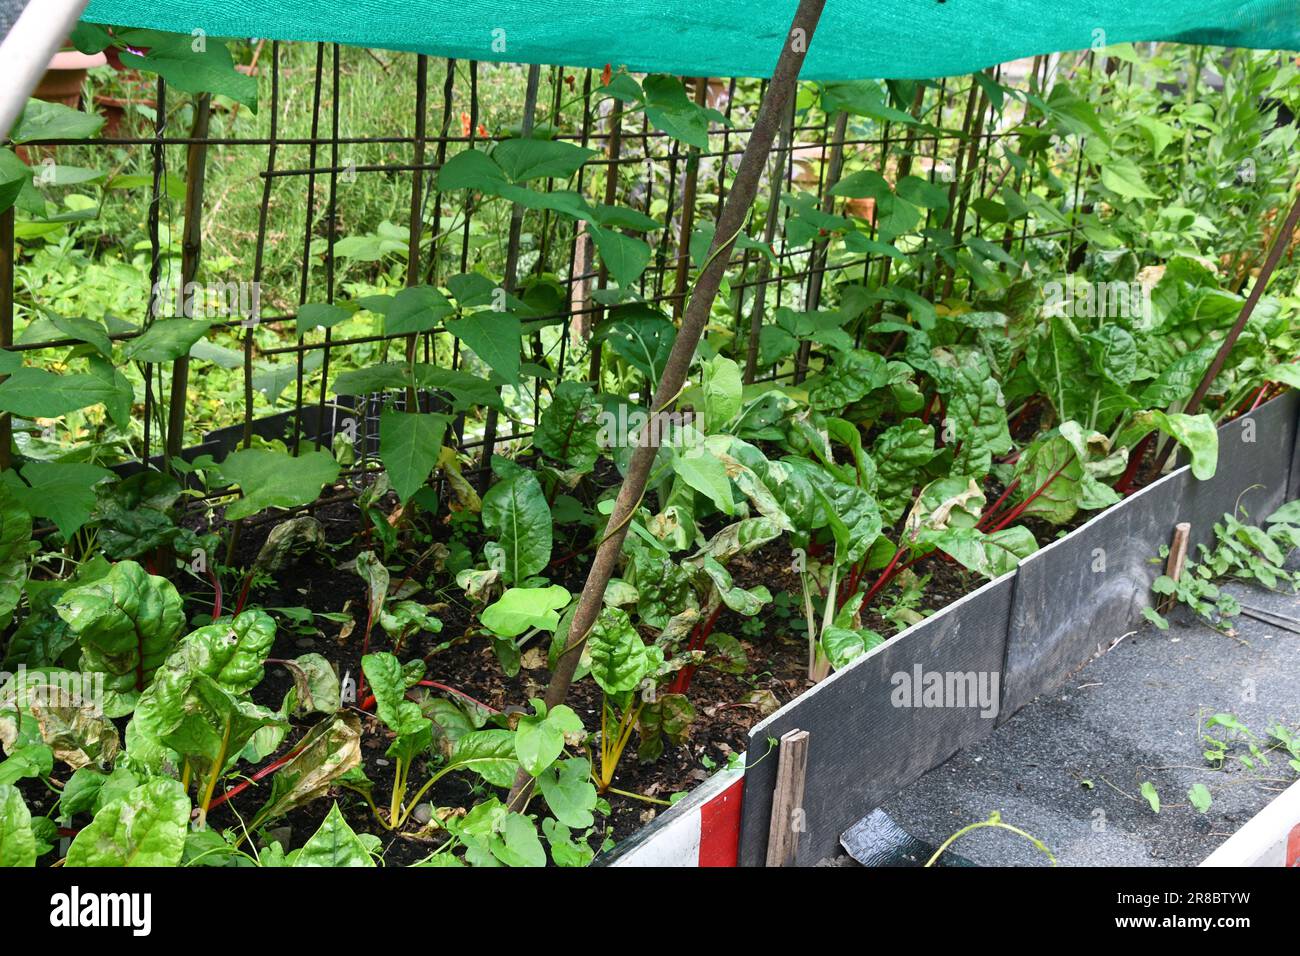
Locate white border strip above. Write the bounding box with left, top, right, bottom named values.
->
left=0, top=0, right=92, bottom=140
left=1201, top=778, right=1300, bottom=867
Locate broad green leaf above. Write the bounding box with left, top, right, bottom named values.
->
left=919, top=525, right=1037, bottom=579
left=490, top=812, right=546, bottom=867
left=437, top=149, right=509, bottom=192
left=9, top=100, right=104, bottom=144
left=492, top=138, right=594, bottom=182
left=1187, top=783, right=1212, bottom=813
left=536, top=757, right=597, bottom=829
left=379, top=411, right=452, bottom=504
left=445, top=311, right=522, bottom=384
left=1115, top=410, right=1218, bottom=481
left=514, top=700, right=584, bottom=777
left=641, top=74, right=724, bottom=149
left=218, top=449, right=341, bottom=521
left=674, top=445, right=735, bottom=516
left=0, top=785, right=35, bottom=867
left=481, top=586, right=571, bottom=638
left=821, top=81, right=919, bottom=125
left=1140, top=781, right=1161, bottom=813
left=448, top=729, right=519, bottom=788
left=291, top=803, right=375, bottom=867
left=65, top=778, right=190, bottom=867
left=384, top=285, right=453, bottom=336
left=481, top=469, right=552, bottom=585
left=595, top=311, right=676, bottom=383
left=590, top=225, right=652, bottom=288
left=121, top=319, right=215, bottom=362
left=0, top=367, right=129, bottom=419
left=121, top=35, right=258, bottom=111
left=1100, top=158, right=1158, bottom=200
left=699, top=355, right=742, bottom=432
left=297, top=302, right=353, bottom=334
left=820, top=626, right=884, bottom=670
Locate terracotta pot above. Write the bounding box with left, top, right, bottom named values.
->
left=34, top=50, right=107, bottom=108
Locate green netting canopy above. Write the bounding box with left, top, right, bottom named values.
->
left=82, top=0, right=1300, bottom=80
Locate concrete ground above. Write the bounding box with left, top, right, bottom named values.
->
left=843, top=568, right=1300, bottom=867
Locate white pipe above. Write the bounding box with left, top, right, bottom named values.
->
left=0, top=0, right=93, bottom=140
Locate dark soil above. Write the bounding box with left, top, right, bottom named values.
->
left=16, top=423, right=1173, bottom=866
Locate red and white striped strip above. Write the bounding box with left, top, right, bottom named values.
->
left=604, top=767, right=744, bottom=867
left=1202, top=778, right=1300, bottom=867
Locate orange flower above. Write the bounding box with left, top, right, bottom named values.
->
left=601, top=63, right=612, bottom=88
left=460, top=112, right=471, bottom=138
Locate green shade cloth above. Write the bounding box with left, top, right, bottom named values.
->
left=83, top=0, right=1299, bottom=79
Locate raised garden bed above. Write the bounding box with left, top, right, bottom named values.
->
left=607, top=390, right=1300, bottom=866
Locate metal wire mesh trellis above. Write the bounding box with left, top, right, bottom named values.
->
left=2, top=43, right=1109, bottom=509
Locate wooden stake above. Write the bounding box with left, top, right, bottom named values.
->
left=765, top=729, right=810, bottom=866
left=1159, top=522, right=1191, bottom=613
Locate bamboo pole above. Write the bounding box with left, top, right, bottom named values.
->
left=507, top=0, right=828, bottom=809
left=165, top=95, right=213, bottom=465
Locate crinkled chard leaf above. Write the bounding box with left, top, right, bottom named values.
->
left=587, top=608, right=654, bottom=696
left=65, top=777, right=190, bottom=867
left=168, top=610, right=277, bottom=694
left=933, top=346, right=1012, bottom=480
left=869, top=420, right=937, bottom=523
left=536, top=381, right=603, bottom=473
left=56, top=560, right=185, bottom=708
left=0, top=784, right=35, bottom=867
left=361, top=652, right=432, bottom=765
left=155, top=673, right=286, bottom=781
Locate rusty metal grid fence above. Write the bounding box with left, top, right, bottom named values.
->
left=0, top=45, right=1101, bottom=501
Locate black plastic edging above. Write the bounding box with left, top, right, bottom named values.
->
left=737, top=570, right=1015, bottom=866
left=1004, top=392, right=1297, bottom=718
left=999, top=464, right=1185, bottom=719
left=725, top=391, right=1298, bottom=866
